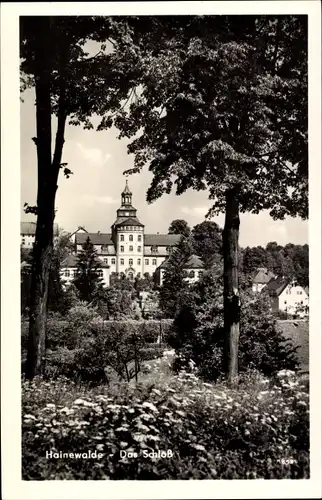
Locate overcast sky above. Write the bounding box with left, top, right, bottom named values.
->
left=20, top=87, right=308, bottom=248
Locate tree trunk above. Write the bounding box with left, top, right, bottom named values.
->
left=222, top=188, right=240, bottom=384
left=25, top=18, right=67, bottom=379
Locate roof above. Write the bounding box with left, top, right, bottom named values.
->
left=144, top=234, right=182, bottom=247
left=21, top=221, right=59, bottom=236
left=76, top=233, right=113, bottom=245
left=114, top=217, right=144, bottom=227
left=253, top=268, right=276, bottom=284
left=62, top=254, right=110, bottom=268
left=159, top=254, right=204, bottom=270
left=186, top=254, right=204, bottom=269
left=265, top=277, right=289, bottom=296
left=69, top=226, right=88, bottom=238
left=122, top=179, right=132, bottom=195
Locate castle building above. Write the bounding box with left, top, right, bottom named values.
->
left=62, top=181, right=183, bottom=286
left=21, top=221, right=59, bottom=249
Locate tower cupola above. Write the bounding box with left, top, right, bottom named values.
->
left=121, top=179, right=132, bottom=206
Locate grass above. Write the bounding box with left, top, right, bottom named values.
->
left=277, top=320, right=309, bottom=373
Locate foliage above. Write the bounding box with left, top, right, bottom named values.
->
left=168, top=219, right=191, bottom=237
left=169, top=273, right=299, bottom=380
left=107, top=15, right=307, bottom=380
left=159, top=237, right=195, bottom=318
left=22, top=369, right=309, bottom=479
left=241, top=242, right=309, bottom=287
left=73, top=237, right=104, bottom=302
left=191, top=221, right=222, bottom=269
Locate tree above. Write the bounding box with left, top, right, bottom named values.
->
left=242, top=246, right=268, bottom=277
left=159, top=237, right=194, bottom=318
left=73, top=237, right=104, bottom=303
left=168, top=219, right=191, bottom=237
left=109, top=16, right=307, bottom=382
left=191, top=220, right=222, bottom=269
left=20, top=16, right=137, bottom=377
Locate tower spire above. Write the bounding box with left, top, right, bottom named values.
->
left=121, top=178, right=132, bottom=206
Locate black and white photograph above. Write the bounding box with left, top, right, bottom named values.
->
left=1, top=1, right=321, bottom=498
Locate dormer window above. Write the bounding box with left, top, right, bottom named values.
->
left=151, top=245, right=158, bottom=253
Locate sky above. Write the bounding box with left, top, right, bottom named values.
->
left=20, top=87, right=308, bottom=248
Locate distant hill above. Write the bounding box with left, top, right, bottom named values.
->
left=277, top=320, right=309, bottom=373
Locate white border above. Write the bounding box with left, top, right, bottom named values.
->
left=1, top=2, right=321, bottom=499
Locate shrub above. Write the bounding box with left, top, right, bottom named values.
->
left=169, top=274, right=299, bottom=381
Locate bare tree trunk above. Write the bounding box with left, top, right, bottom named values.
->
left=25, top=18, right=67, bottom=379
left=222, top=188, right=240, bottom=384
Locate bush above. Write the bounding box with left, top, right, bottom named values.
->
left=169, top=275, right=299, bottom=381
left=22, top=370, right=309, bottom=479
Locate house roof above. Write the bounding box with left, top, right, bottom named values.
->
left=75, top=232, right=182, bottom=247
left=159, top=254, right=204, bottom=270
left=114, top=217, right=144, bottom=227
left=253, top=267, right=276, bottom=284
left=62, top=254, right=110, bottom=268
left=144, top=234, right=181, bottom=247
left=186, top=254, right=204, bottom=269
left=69, top=226, right=88, bottom=238
left=76, top=233, right=114, bottom=246
left=21, top=221, right=59, bottom=236
left=265, top=277, right=289, bottom=296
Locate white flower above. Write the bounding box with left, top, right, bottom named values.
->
left=191, top=444, right=206, bottom=452
left=142, top=402, right=158, bottom=413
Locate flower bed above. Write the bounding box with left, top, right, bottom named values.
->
left=22, top=369, right=309, bottom=479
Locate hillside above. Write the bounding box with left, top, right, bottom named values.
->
left=277, top=320, right=309, bottom=373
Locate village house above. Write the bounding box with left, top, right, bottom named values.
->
left=265, top=278, right=309, bottom=317
left=252, top=267, right=276, bottom=292
left=157, top=254, right=204, bottom=286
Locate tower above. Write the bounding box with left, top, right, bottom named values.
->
left=111, top=179, right=144, bottom=278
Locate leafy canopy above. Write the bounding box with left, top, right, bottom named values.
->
left=109, top=16, right=307, bottom=220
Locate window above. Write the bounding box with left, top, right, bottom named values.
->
left=104, top=258, right=108, bottom=264
left=152, top=258, right=157, bottom=265
left=145, top=259, right=149, bottom=265
left=284, top=300, right=287, bottom=304
left=97, top=269, right=103, bottom=277
left=151, top=245, right=158, bottom=253
left=120, top=235, right=124, bottom=241
left=22, top=238, right=25, bottom=245
left=137, top=258, right=141, bottom=265
left=189, top=270, right=195, bottom=278
left=129, top=234, right=133, bottom=242
left=120, top=259, right=124, bottom=265
left=64, top=270, right=70, bottom=277
left=129, top=245, right=133, bottom=251
left=129, top=259, right=133, bottom=265
left=73, top=270, right=77, bottom=278
left=138, top=235, right=142, bottom=242
left=111, top=258, right=116, bottom=265
left=120, top=246, right=124, bottom=252
left=138, top=246, right=141, bottom=252
left=297, top=290, right=302, bottom=295
left=198, top=271, right=203, bottom=278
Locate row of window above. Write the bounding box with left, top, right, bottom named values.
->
left=286, top=289, right=303, bottom=295
left=118, top=258, right=157, bottom=266
left=120, top=234, right=142, bottom=242
left=120, top=245, right=141, bottom=252
left=64, top=269, right=104, bottom=278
